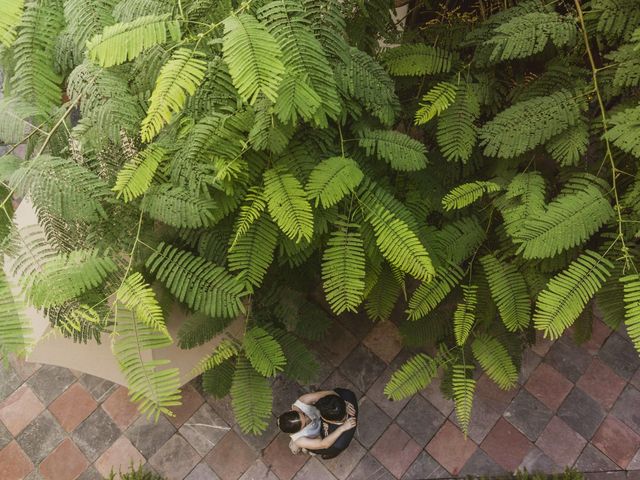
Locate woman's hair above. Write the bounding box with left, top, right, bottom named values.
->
left=277, top=411, right=302, bottom=433
left=316, top=395, right=346, bottom=421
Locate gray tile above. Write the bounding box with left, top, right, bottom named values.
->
left=16, top=410, right=65, bottom=464
left=0, top=364, right=23, bottom=402
left=346, top=453, right=394, bottom=480
left=575, top=444, right=619, bottom=471
left=518, top=447, right=562, bottom=474
left=611, top=385, right=640, bottom=435
left=450, top=395, right=501, bottom=444
left=557, top=388, right=605, bottom=440
left=338, top=312, right=374, bottom=340
left=354, top=396, right=391, bottom=449
left=239, top=459, right=279, bottom=480
left=459, top=449, right=508, bottom=477
left=339, top=345, right=386, bottom=393
left=76, top=466, right=103, bottom=480
left=24, top=470, right=44, bottom=480
left=396, top=396, right=444, bottom=446
left=504, top=390, right=553, bottom=441
left=401, top=452, right=448, bottom=480
left=186, top=463, right=220, bottom=480
left=180, top=403, right=230, bottom=456
left=26, top=365, right=76, bottom=405
left=72, top=408, right=121, bottom=461
left=546, top=337, right=591, bottom=382
left=205, top=393, right=237, bottom=427
left=599, top=333, right=640, bottom=380
left=79, top=374, right=117, bottom=403
left=0, top=420, right=12, bottom=449
left=233, top=416, right=279, bottom=452
left=585, top=473, right=626, bottom=480
left=293, top=457, right=336, bottom=480
left=321, top=439, right=366, bottom=480
left=271, top=375, right=305, bottom=418
left=125, top=413, right=176, bottom=459
left=149, top=434, right=201, bottom=480
left=365, top=366, right=410, bottom=420
left=519, top=349, right=542, bottom=384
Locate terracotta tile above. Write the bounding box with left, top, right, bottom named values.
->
left=362, top=322, right=402, bottom=364
left=0, top=441, right=33, bottom=480
left=365, top=366, right=410, bottom=419
left=102, top=387, right=139, bottom=431
left=0, top=385, right=44, bottom=436
left=426, top=421, right=477, bottom=476
left=49, top=383, right=97, bottom=432
left=94, top=437, right=145, bottom=479
left=205, top=431, right=258, bottom=480
left=475, top=375, right=517, bottom=411
left=262, top=433, right=308, bottom=480
left=525, top=363, right=573, bottom=411
left=481, top=418, right=533, bottom=471
left=536, top=417, right=586, bottom=467
left=370, top=424, right=421, bottom=478
left=239, top=459, right=278, bottom=480
left=168, top=384, right=204, bottom=428
left=322, top=439, right=366, bottom=480
left=518, top=349, right=542, bottom=384
left=592, top=416, right=640, bottom=469
left=8, top=356, right=41, bottom=381
left=583, top=317, right=612, bottom=355
left=577, top=358, right=626, bottom=410
left=39, top=438, right=88, bottom=480
left=347, top=453, right=394, bottom=480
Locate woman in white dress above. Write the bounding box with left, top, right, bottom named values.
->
left=277, top=390, right=356, bottom=454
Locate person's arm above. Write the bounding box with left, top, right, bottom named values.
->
left=293, top=418, right=356, bottom=450
left=297, top=390, right=336, bottom=405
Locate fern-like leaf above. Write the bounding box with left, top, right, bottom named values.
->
left=141, top=48, right=208, bottom=142
left=231, top=356, right=273, bottom=434
left=454, top=285, right=477, bottom=346
left=452, top=364, right=476, bottom=434
left=407, top=264, right=464, bottom=320
left=87, top=14, right=180, bottom=67
left=263, top=167, right=314, bottom=242
left=203, top=359, right=235, bottom=398
left=268, top=326, right=318, bottom=384
left=0, top=270, right=31, bottom=357
left=365, top=262, right=402, bottom=322
left=480, top=90, right=584, bottom=158
left=480, top=254, right=531, bottom=331
left=113, top=145, right=167, bottom=202
left=306, top=156, right=363, bottom=208
left=140, top=184, right=216, bottom=229
left=621, top=274, right=640, bottom=354
left=382, top=44, right=453, bottom=76
left=534, top=250, right=613, bottom=339
left=322, top=220, right=365, bottom=314
left=0, top=0, right=24, bottom=47
left=415, top=81, right=457, bottom=125
left=112, top=305, right=181, bottom=420
left=222, top=14, right=285, bottom=103
left=195, top=338, right=240, bottom=373
left=471, top=334, right=518, bottom=390
left=442, top=181, right=502, bottom=211
left=116, top=272, right=168, bottom=337
left=146, top=243, right=247, bottom=318
left=243, top=326, right=286, bottom=377
left=358, top=129, right=428, bottom=171
left=384, top=353, right=438, bottom=401
left=437, top=83, right=480, bottom=163
left=545, top=120, right=589, bottom=167
left=606, top=105, right=640, bottom=158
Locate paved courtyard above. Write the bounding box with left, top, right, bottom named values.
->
left=1, top=311, right=640, bottom=480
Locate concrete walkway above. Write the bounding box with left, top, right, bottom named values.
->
left=0, top=312, right=639, bottom=480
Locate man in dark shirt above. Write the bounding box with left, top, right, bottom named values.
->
left=308, top=388, right=358, bottom=459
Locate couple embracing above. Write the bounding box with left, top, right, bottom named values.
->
left=277, top=387, right=358, bottom=459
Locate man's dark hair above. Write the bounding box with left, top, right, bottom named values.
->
left=277, top=411, right=302, bottom=433
left=316, top=394, right=346, bottom=421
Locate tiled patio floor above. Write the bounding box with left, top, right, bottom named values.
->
left=1, top=312, right=640, bottom=480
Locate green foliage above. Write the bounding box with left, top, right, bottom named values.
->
left=146, top=243, right=247, bottom=318
left=606, top=106, right=640, bottom=157
left=471, top=334, right=518, bottom=389
left=480, top=254, right=530, bottom=331
left=480, top=90, right=584, bottom=158
left=407, top=264, right=464, bottom=320
left=116, top=273, right=168, bottom=336
left=203, top=359, right=235, bottom=398
left=141, top=48, right=208, bottom=142
left=242, top=326, right=286, bottom=377
left=322, top=220, right=365, bottom=314
left=87, top=14, right=180, bottom=67
left=382, top=44, right=453, bottom=76
left=357, top=129, right=428, bottom=171
left=415, top=81, right=456, bottom=125
left=306, top=156, right=363, bottom=209
left=454, top=285, right=477, bottom=346
left=113, top=145, right=167, bottom=202
left=384, top=353, right=438, bottom=400
left=442, top=180, right=502, bottom=211
left=231, top=356, right=272, bottom=434
left=0, top=271, right=31, bottom=358
left=452, top=364, right=475, bottom=433
left=546, top=121, right=589, bottom=167
left=534, top=251, right=613, bottom=339
left=436, top=83, right=480, bottom=163
left=223, top=14, right=285, bottom=104
left=485, top=12, right=577, bottom=62
left=0, top=0, right=24, bottom=47
left=621, top=274, right=640, bottom=354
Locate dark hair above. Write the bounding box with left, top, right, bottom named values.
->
left=277, top=411, right=302, bottom=433
left=316, top=395, right=346, bottom=421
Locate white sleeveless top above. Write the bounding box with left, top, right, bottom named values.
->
left=289, top=400, right=322, bottom=441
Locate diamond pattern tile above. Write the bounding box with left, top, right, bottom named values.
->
left=592, top=416, right=640, bottom=469
left=48, top=383, right=97, bottom=433
left=536, top=416, right=586, bottom=467
left=262, top=433, right=308, bottom=480
left=94, top=436, right=144, bottom=478
left=101, top=386, right=139, bottom=431
left=16, top=410, right=66, bottom=464
left=426, top=421, right=477, bottom=475
left=481, top=418, right=533, bottom=471
left=525, top=363, right=573, bottom=411
left=205, top=431, right=258, bottom=480
left=577, top=358, right=627, bottom=410
left=370, top=423, right=421, bottom=478
left=39, top=438, right=88, bottom=480
left=0, top=441, right=33, bottom=480
left=557, top=387, right=606, bottom=440
left=503, top=389, right=553, bottom=441
left=362, top=322, right=402, bottom=364
left=339, top=345, right=387, bottom=394
left=149, top=434, right=201, bottom=479
left=0, top=385, right=45, bottom=436
left=180, top=403, right=230, bottom=456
